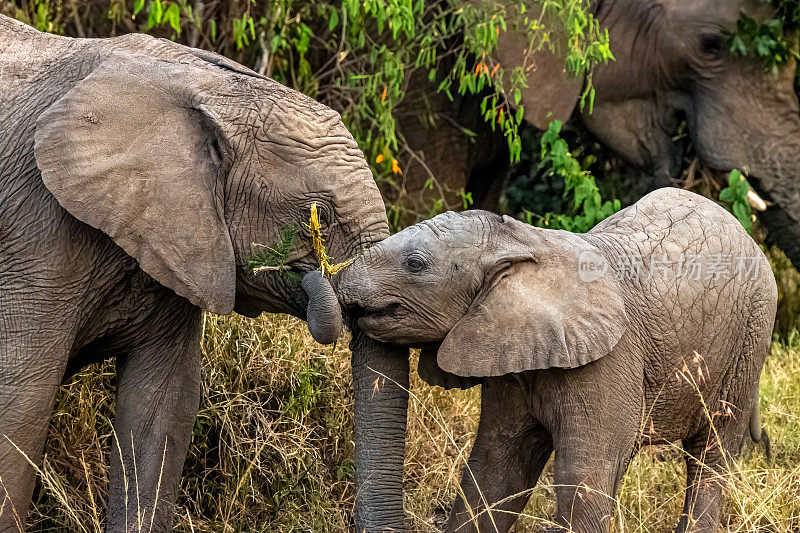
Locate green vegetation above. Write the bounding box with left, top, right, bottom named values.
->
left=247, top=226, right=301, bottom=281
left=719, top=169, right=755, bottom=234
left=523, top=119, right=621, bottom=232
left=726, top=0, right=800, bottom=73
left=3, top=0, right=611, bottom=226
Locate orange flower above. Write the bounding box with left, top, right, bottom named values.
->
left=497, top=108, right=504, bottom=123
left=491, top=64, right=500, bottom=77
left=375, top=154, right=385, bottom=164
left=391, top=158, right=402, bottom=174
left=475, top=62, right=482, bottom=76
left=381, top=86, right=387, bottom=102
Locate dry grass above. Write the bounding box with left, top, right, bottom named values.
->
left=22, top=314, right=800, bottom=532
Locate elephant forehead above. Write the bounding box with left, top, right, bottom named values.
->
left=200, top=79, right=360, bottom=163
left=658, top=0, right=762, bottom=22
left=416, top=211, right=496, bottom=242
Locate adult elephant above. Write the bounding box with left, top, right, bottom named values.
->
left=0, top=15, right=407, bottom=532
left=400, top=0, right=800, bottom=265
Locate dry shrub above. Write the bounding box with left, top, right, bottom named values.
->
left=24, top=314, right=800, bottom=532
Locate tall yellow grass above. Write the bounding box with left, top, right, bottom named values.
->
left=20, top=314, right=800, bottom=532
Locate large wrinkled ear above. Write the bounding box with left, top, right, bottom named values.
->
left=34, top=55, right=235, bottom=314
left=476, top=0, right=590, bottom=129
left=437, top=219, right=628, bottom=377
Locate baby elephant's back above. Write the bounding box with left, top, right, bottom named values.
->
left=588, top=188, right=776, bottom=426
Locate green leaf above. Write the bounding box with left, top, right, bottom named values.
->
left=148, top=0, right=163, bottom=29
left=164, top=3, right=180, bottom=35
left=732, top=201, right=753, bottom=233
left=328, top=9, right=339, bottom=31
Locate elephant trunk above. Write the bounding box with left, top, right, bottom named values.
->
left=747, top=141, right=800, bottom=269
left=301, top=270, right=342, bottom=345
left=350, top=322, right=410, bottom=531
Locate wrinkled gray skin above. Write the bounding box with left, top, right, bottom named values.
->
left=402, top=0, right=800, bottom=265
left=0, top=16, right=409, bottom=532
left=340, top=188, right=777, bottom=533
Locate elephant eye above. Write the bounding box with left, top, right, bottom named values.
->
left=405, top=255, right=426, bottom=273
left=308, top=201, right=333, bottom=227
left=699, top=33, right=723, bottom=58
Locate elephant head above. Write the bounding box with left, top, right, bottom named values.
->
left=31, top=39, right=408, bottom=531
left=487, top=0, right=800, bottom=266
left=338, top=210, right=628, bottom=387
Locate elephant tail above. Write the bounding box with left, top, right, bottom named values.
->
left=749, top=403, right=771, bottom=461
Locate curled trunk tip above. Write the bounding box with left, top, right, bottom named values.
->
left=302, top=270, right=342, bottom=344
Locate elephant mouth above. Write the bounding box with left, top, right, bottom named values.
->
left=344, top=300, right=405, bottom=341
left=234, top=262, right=311, bottom=318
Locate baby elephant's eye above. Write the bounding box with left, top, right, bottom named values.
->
left=405, top=256, right=426, bottom=273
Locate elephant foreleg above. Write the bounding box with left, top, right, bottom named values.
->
left=542, top=363, right=640, bottom=533
left=107, top=304, right=202, bottom=533
left=446, top=378, right=551, bottom=533
left=0, top=302, right=70, bottom=532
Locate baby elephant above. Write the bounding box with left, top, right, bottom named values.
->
left=339, top=188, right=776, bottom=533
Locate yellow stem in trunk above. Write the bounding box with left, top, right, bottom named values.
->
left=307, top=202, right=354, bottom=278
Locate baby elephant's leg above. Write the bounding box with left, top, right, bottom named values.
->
left=446, top=378, right=552, bottom=533
left=542, top=366, right=641, bottom=533
left=547, top=432, right=635, bottom=533
left=676, top=433, right=726, bottom=533
left=676, top=405, right=753, bottom=532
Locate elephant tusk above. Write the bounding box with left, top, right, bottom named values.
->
left=747, top=189, right=767, bottom=212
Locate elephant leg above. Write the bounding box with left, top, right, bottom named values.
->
left=541, top=365, right=640, bottom=533
left=106, top=304, right=202, bottom=533
left=0, top=304, right=70, bottom=531
left=0, top=379, right=63, bottom=531
left=676, top=419, right=747, bottom=533
left=547, top=430, right=635, bottom=533
left=446, top=378, right=551, bottom=533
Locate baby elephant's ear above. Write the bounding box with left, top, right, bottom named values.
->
left=437, top=227, right=628, bottom=377
left=417, top=345, right=482, bottom=390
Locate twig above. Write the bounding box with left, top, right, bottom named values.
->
left=71, top=4, right=85, bottom=38
left=252, top=265, right=291, bottom=273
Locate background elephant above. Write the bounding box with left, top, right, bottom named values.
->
left=0, top=15, right=408, bottom=531
left=399, top=0, right=800, bottom=264
left=339, top=188, right=777, bottom=532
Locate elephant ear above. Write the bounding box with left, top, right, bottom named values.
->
left=481, top=0, right=591, bottom=129
left=34, top=55, right=236, bottom=314
left=417, top=344, right=482, bottom=390
left=437, top=220, right=628, bottom=377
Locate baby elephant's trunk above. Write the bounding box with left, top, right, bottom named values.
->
left=302, top=270, right=343, bottom=344
left=749, top=404, right=771, bottom=460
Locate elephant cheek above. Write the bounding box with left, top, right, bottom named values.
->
left=302, top=270, right=343, bottom=344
